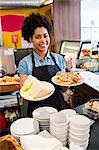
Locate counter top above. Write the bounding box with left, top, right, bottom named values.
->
left=80, top=71, right=99, bottom=92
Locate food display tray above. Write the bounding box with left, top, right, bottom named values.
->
left=83, top=107, right=99, bottom=120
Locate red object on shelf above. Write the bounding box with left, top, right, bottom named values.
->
left=12, top=35, right=18, bottom=44
left=0, top=112, right=6, bottom=129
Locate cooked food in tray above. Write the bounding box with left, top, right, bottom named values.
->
left=0, top=74, right=20, bottom=85
left=20, top=75, right=55, bottom=101
left=0, top=134, right=22, bottom=150
left=51, top=71, right=84, bottom=86
left=84, top=100, right=99, bottom=119
left=85, top=100, right=99, bottom=113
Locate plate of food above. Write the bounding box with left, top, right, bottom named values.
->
left=0, top=75, right=20, bottom=85
left=51, top=71, right=84, bottom=87
left=20, top=75, right=55, bottom=101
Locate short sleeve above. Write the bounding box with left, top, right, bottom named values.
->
left=18, top=59, right=28, bottom=75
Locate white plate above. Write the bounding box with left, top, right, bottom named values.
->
left=51, top=76, right=84, bottom=87
left=20, top=81, right=55, bottom=101
left=10, top=118, right=39, bottom=135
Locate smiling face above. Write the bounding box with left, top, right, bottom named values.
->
left=30, top=27, right=50, bottom=55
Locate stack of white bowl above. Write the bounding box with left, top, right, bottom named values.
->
left=50, top=112, right=69, bottom=146
left=32, top=106, right=58, bottom=132
left=69, top=115, right=91, bottom=150
left=60, top=109, right=76, bottom=121
left=10, top=117, right=39, bottom=141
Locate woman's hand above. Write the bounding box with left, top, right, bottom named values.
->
left=19, top=74, right=28, bottom=88
left=65, top=55, right=76, bottom=71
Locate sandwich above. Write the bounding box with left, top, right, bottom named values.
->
left=55, top=71, right=82, bottom=85
left=20, top=75, right=53, bottom=100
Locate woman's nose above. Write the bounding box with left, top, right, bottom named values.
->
left=40, top=37, right=46, bottom=43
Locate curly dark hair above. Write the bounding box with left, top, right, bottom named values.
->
left=22, top=13, right=52, bottom=42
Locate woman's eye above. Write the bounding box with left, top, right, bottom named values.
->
left=35, top=36, right=41, bottom=39
left=44, top=35, right=48, bottom=38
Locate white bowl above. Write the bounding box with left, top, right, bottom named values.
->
left=68, top=135, right=89, bottom=145
left=68, top=140, right=89, bottom=150
left=69, top=132, right=90, bottom=141
left=33, top=106, right=58, bottom=120
left=69, top=130, right=90, bottom=139
left=50, top=123, right=68, bottom=131
left=50, top=128, right=68, bottom=134
left=50, top=130, right=68, bottom=139
left=70, top=115, right=90, bottom=128
left=50, top=112, right=69, bottom=127
left=69, top=125, right=90, bottom=135
left=60, top=109, right=76, bottom=119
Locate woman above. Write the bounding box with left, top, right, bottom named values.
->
left=18, top=13, right=68, bottom=116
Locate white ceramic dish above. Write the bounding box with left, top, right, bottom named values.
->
left=68, top=136, right=89, bottom=145
left=69, top=132, right=89, bottom=141
left=69, top=126, right=90, bottom=135
left=50, top=124, right=68, bottom=134
left=20, top=81, right=55, bottom=101
left=33, top=106, right=58, bottom=120
left=68, top=139, right=89, bottom=148
left=70, top=115, right=90, bottom=128
left=50, top=129, right=68, bottom=138
left=50, top=112, right=69, bottom=127
left=60, top=109, right=76, bottom=119
left=51, top=76, right=84, bottom=87
left=10, top=118, right=39, bottom=135
left=69, top=130, right=90, bottom=138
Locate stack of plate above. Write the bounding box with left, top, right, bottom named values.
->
left=50, top=112, right=69, bottom=146
left=69, top=115, right=91, bottom=149
left=10, top=117, right=39, bottom=141
left=32, top=106, right=58, bottom=132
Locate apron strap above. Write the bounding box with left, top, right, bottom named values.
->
left=50, top=52, right=61, bottom=71
left=31, top=51, right=35, bottom=75
left=31, top=51, right=61, bottom=74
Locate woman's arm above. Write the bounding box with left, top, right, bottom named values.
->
left=19, top=74, right=28, bottom=88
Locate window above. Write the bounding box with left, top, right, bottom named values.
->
left=81, top=0, right=99, bottom=42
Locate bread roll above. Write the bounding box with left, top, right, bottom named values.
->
left=2, top=76, right=13, bottom=82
